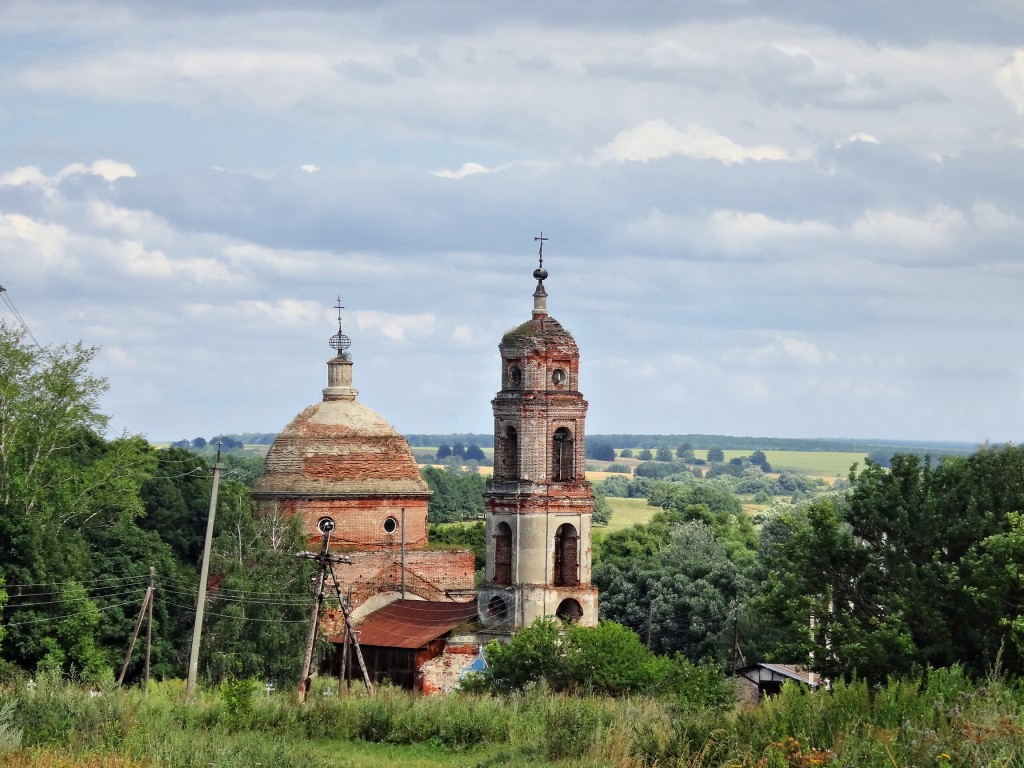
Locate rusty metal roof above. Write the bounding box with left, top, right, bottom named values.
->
left=333, top=600, right=479, bottom=649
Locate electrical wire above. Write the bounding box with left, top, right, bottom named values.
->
left=0, top=284, right=43, bottom=351
left=161, top=599, right=309, bottom=624
left=0, top=573, right=150, bottom=591
left=3, top=599, right=142, bottom=627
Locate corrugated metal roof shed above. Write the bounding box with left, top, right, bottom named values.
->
left=333, top=600, right=478, bottom=649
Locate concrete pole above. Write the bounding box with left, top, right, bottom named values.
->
left=186, top=448, right=223, bottom=695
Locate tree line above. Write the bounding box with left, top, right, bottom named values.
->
left=3, top=320, right=1021, bottom=692
left=592, top=446, right=1024, bottom=681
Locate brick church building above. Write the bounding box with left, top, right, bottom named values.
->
left=252, top=248, right=597, bottom=691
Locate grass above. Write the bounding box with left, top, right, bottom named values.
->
left=691, top=449, right=867, bottom=476
left=6, top=668, right=1024, bottom=768
left=603, top=497, right=657, bottom=532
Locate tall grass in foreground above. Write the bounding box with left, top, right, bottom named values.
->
left=1, top=667, right=1023, bottom=766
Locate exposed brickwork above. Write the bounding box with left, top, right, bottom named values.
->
left=418, top=645, right=480, bottom=694
left=479, top=290, right=598, bottom=629
left=257, top=496, right=430, bottom=550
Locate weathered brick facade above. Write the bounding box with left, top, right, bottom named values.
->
left=251, top=343, right=475, bottom=620
left=476, top=264, right=599, bottom=629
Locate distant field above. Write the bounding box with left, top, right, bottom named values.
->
left=690, top=449, right=867, bottom=477
left=603, top=497, right=657, bottom=532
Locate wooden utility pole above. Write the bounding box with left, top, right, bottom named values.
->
left=118, top=569, right=155, bottom=685
left=186, top=446, right=224, bottom=695
left=295, top=522, right=374, bottom=701
left=326, top=562, right=373, bottom=696
left=298, top=523, right=333, bottom=702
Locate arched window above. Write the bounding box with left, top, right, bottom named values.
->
left=556, top=598, right=583, bottom=624
left=551, top=427, right=574, bottom=481
left=553, top=523, right=579, bottom=587
left=494, top=522, right=512, bottom=585
left=499, top=426, right=518, bottom=480
left=487, top=596, right=509, bottom=620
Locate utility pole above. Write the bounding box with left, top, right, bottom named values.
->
left=118, top=569, right=156, bottom=686
left=186, top=445, right=224, bottom=695
left=298, top=522, right=333, bottom=702
left=295, top=521, right=373, bottom=701
left=326, top=562, right=374, bottom=696
left=144, top=567, right=155, bottom=689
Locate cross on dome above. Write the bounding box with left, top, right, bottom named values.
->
left=532, top=233, right=549, bottom=317
left=329, top=294, right=352, bottom=358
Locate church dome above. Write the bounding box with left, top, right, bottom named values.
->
left=501, top=315, right=578, bottom=353
left=253, top=396, right=428, bottom=497
left=253, top=300, right=428, bottom=500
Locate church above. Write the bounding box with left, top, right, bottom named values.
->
left=252, top=246, right=598, bottom=692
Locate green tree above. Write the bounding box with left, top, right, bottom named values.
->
left=429, top=522, right=485, bottom=569
left=587, top=441, right=616, bottom=461
left=203, top=482, right=313, bottom=684
left=422, top=466, right=484, bottom=522
left=655, top=447, right=673, bottom=462
left=0, top=324, right=157, bottom=676
left=592, top=488, right=613, bottom=525
left=706, top=447, right=725, bottom=462
left=619, top=448, right=633, bottom=458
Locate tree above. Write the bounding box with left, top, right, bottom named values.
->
left=620, top=449, right=633, bottom=458
left=592, top=488, right=613, bottom=525
left=706, top=447, right=724, bottom=462
left=429, top=522, right=485, bottom=569
left=203, top=482, right=313, bottom=684
left=655, top=447, right=674, bottom=462
left=421, top=466, right=484, bottom=522
left=464, top=444, right=486, bottom=462
left=192, top=437, right=207, bottom=449
left=0, top=323, right=158, bottom=678
left=638, top=448, right=653, bottom=461
left=587, top=441, right=616, bottom=461
left=435, top=445, right=452, bottom=461
left=594, top=517, right=750, bottom=663
left=750, top=450, right=772, bottom=472
left=676, top=443, right=693, bottom=459
left=755, top=446, right=1024, bottom=681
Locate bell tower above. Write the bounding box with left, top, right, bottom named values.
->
left=477, top=237, right=598, bottom=630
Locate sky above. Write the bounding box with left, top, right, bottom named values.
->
left=2, top=1, right=1024, bottom=445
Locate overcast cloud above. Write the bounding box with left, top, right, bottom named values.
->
left=2, top=0, right=1024, bottom=444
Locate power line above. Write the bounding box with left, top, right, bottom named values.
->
left=0, top=574, right=150, bottom=591
left=0, top=284, right=43, bottom=351
left=4, top=599, right=141, bottom=627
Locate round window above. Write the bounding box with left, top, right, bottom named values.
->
left=552, top=368, right=567, bottom=385
left=383, top=516, right=398, bottom=534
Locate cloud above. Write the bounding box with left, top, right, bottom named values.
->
left=593, top=120, right=793, bottom=165
left=0, top=160, right=136, bottom=192
left=433, top=162, right=491, bottom=179
left=995, top=50, right=1024, bottom=113
left=723, top=336, right=837, bottom=368
left=850, top=206, right=965, bottom=251
left=353, top=311, right=436, bottom=340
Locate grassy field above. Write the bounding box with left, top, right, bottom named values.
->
left=691, top=449, right=867, bottom=476
left=603, top=497, right=656, bottom=531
